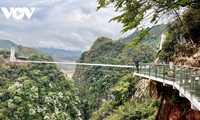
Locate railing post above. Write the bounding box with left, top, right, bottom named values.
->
left=184, top=68, right=187, bottom=94
left=180, top=67, right=183, bottom=90
left=190, top=69, right=196, bottom=100
left=163, top=65, right=165, bottom=85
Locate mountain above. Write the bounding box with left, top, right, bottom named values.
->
left=121, top=24, right=167, bottom=50
left=0, top=46, right=81, bottom=119
left=0, top=39, right=18, bottom=49
left=0, top=39, right=78, bottom=71
left=36, top=47, right=82, bottom=61
left=0, top=39, right=42, bottom=57
left=73, top=37, right=156, bottom=119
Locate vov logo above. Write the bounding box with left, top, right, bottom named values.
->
left=1, top=7, right=36, bottom=20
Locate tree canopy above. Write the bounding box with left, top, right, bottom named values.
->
left=73, top=37, right=156, bottom=119
left=97, top=0, right=200, bottom=46
left=0, top=50, right=81, bottom=120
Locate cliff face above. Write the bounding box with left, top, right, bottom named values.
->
left=174, top=43, right=200, bottom=67
left=150, top=81, right=200, bottom=120
left=155, top=20, right=200, bottom=118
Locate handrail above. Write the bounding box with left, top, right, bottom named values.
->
left=134, top=63, right=200, bottom=111
left=139, top=63, right=200, bottom=70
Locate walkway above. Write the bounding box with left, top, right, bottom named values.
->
left=133, top=63, right=200, bottom=111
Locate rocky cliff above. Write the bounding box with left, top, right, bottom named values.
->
left=150, top=80, right=200, bottom=120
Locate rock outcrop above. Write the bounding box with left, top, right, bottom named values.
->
left=149, top=80, right=200, bottom=120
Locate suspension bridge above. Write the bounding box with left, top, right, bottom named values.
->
left=10, top=47, right=200, bottom=111
left=9, top=48, right=134, bottom=68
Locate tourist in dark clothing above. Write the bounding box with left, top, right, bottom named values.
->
left=133, top=58, right=139, bottom=73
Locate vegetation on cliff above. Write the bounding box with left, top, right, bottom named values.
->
left=0, top=1, right=199, bottom=120
left=90, top=75, right=157, bottom=120
left=73, top=37, right=156, bottom=119
left=0, top=49, right=81, bottom=119
left=158, top=7, right=200, bottom=63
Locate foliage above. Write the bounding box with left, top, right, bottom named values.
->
left=73, top=37, right=156, bottom=119
left=182, top=8, right=200, bottom=43
left=17, top=45, right=43, bottom=57
left=74, top=37, right=129, bottom=119
left=122, top=24, right=167, bottom=50
left=123, top=44, right=156, bottom=63
left=157, top=6, right=200, bottom=61
left=0, top=49, right=11, bottom=58
left=158, top=31, right=176, bottom=61
left=109, top=74, right=139, bottom=107
left=97, top=0, right=198, bottom=46
left=90, top=101, right=113, bottom=120
left=105, top=100, right=156, bottom=120
left=124, top=29, right=150, bottom=48
left=90, top=74, right=156, bottom=120
left=0, top=50, right=81, bottom=119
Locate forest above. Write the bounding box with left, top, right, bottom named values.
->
left=0, top=30, right=157, bottom=119
left=0, top=0, right=200, bottom=119
left=0, top=48, right=81, bottom=119
left=73, top=37, right=156, bottom=119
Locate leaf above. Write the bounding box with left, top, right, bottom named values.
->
left=124, top=28, right=150, bottom=49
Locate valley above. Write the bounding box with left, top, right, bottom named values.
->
left=0, top=1, right=200, bottom=119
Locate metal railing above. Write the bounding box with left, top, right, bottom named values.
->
left=134, top=63, right=200, bottom=110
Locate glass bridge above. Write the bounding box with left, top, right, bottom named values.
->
left=134, top=63, right=200, bottom=111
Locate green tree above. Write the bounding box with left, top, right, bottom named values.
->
left=0, top=50, right=81, bottom=120
left=182, top=8, right=200, bottom=43
left=97, top=0, right=200, bottom=47
left=0, top=49, right=10, bottom=58
left=73, top=37, right=156, bottom=119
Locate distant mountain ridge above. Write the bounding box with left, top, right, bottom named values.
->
left=0, top=39, right=18, bottom=49
left=0, top=39, right=82, bottom=61
left=36, top=47, right=82, bottom=61
left=121, top=24, right=167, bottom=50
left=0, top=39, right=41, bottom=56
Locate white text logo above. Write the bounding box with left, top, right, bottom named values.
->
left=1, top=7, right=36, bottom=20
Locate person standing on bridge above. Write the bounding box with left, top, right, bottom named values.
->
left=133, top=58, right=139, bottom=73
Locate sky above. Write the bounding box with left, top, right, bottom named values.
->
left=0, top=0, right=134, bottom=51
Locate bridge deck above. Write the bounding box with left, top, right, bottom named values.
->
left=134, top=63, right=200, bottom=111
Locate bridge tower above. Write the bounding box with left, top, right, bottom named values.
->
left=10, top=47, right=15, bottom=62
left=158, top=34, right=165, bottom=51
